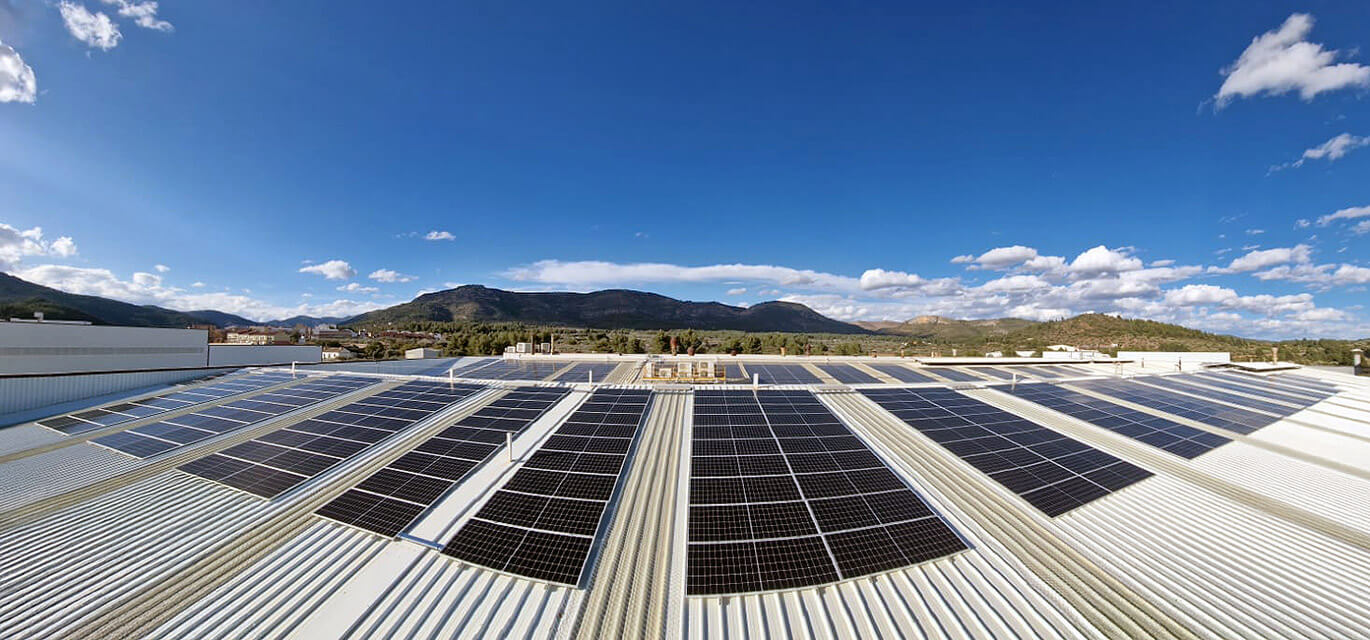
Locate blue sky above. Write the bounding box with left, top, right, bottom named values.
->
left=1, top=2, right=1368, bottom=337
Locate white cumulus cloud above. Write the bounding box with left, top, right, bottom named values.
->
left=1067, top=245, right=1142, bottom=276
left=298, top=259, right=356, bottom=280
left=424, top=230, right=455, bottom=241
left=368, top=268, right=416, bottom=283
left=0, top=41, right=37, bottom=104
left=99, top=0, right=172, bottom=31
left=59, top=2, right=122, bottom=50
left=1316, top=205, right=1370, bottom=227
left=1217, top=244, right=1311, bottom=273
left=1270, top=133, right=1370, bottom=171
left=1215, top=13, right=1370, bottom=107
left=504, top=260, right=861, bottom=292
left=0, top=224, right=78, bottom=270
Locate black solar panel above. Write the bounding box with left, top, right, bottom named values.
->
left=36, top=370, right=297, bottom=435
left=867, top=365, right=938, bottom=384
left=317, top=386, right=570, bottom=537
left=929, top=368, right=983, bottom=383
left=973, top=367, right=1015, bottom=380
left=180, top=380, right=485, bottom=499
left=1214, top=371, right=1338, bottom=400
left=746, top=364, right=821, bottom=385
left=1136, top=376, right=1302, bottom=416
left=817, top=364, right=880, bottom=384
left=1001, top=383, right=1231, bottom=459
left=552, top=363, right=620, bottom=383
left=861, top=387, right=1152, bottom=517
left=686, top=389, right=966, bottom=595
left=93, top=376, right=377, bottom=459
left=1192, top=373, right=1333, bottom=406
left=1071, top=378, right=1280, bottom=435
left=453, top=360, right=566, bottom=381
left=442, top=388, right=652, bottom=585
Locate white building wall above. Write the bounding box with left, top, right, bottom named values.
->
left=206, top=344, right=321, bottom=367
left=1116, top=351, right=1231, bottom=366
left=0, top=323, right=208, bottom=374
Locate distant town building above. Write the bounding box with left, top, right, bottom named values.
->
left=224, top=330, right=292, bottom=345
left=314, top=324, right=358, bottom=340
left=322, top=347, right=356, bottom=361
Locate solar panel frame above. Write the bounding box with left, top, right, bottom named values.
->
left=861, top=387, right=1153, bottom=517
left=441, top=388, right=653, bottom=586
left=35, top=370, right=299, bottom=435
left=1070, top=378, right=1279, bottom=435
left=92, top=376, right=379, bottom=459
left=816, top=364, right=880, bottom=384
left=746, top=364, right=822, bottom=385
left=685, top=389, right=968, bottom=595
left=180, top=380, right=486, bottom=499
left=1000, top=383, right=1232, bottom=459
left=317, top=386, right=571, bottom=537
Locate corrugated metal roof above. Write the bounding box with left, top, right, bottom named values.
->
left=0, top=360, right=1368, bottom=639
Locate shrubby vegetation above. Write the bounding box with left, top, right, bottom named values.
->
left=343, top=314, right=1369, bottom=365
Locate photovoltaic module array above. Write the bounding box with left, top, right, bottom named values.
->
left=868, top=364, right=939, bottom=384
left=553, top=362, right=620, bottom=383
left=35, top=371, right=297, bottom=435
left=929, top=368, right=984, bottom=383
left=317, top=385, right=570, bottom=537
left=745, top=364, right=822, bottom=385
left=972, top=367, right=1015, bottom=380
left=1000, top=383, right=1231, bottom=459
left=453, top=360, right=566, bottom=381
left=817, top=364, right=880, bottom=384
left=180, top=380, right=485, bottom=499
left=1069, top=378, right=1280, bottom=435
left=687, top=389, right=967, bottom=595
left=442, top=388, right=652, bottom=585
left=94, top=375, right=378, bottom=458
left=1136, top=375, right=1307, bottom=416
left=861, top=387, right=1152, bottom=517
left=1211, top=372, right=1337, bottom=403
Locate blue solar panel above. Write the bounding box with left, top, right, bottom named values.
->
left=862, top=387, right=1152, bottom=516
left=867, top=365, right=939, bottom=384
left=1001, top=383, right=1231, bottom=459
left=1070, top=378, right=1278, bottom=435
left=746, top=364, right=821, bottom=384
left=817, top=364, right=880, bottom=384
left=929, top=368, right=983, bottom=383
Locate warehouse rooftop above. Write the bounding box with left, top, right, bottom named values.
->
left=0, top=354, right=1367, bottom=639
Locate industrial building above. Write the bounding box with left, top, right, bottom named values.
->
left=0, top=353, right=1367, bottom=639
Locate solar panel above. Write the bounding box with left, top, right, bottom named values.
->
left=1001, top=383, right=1231, bottom=459
left=454, top=360, right=566, bottom=381
left=35, top=370, right=298, bottom=435
left=1283, top=374, right=1341, bottom=390
left=1069, top=378, right=1278, bottom=435
left=746, top=364, right=821, bottom=385
left=686, top=389, right=966, bottom=595
left=180, top=380, right=485, bottom=499
left=929, top=368, right=983, bottom=383
left=92, top=376, right=378, bottom=459
left=972, top=367, right=1015, bottom=380
left=317, top=386, right=571, bottom=537
left=1136, top=376, right=1302, bottom=416
left=1214, top=371, right=1339, bottom=400
left=861, top=387, right=1152, bottom=517
left=867, top=364, right=938, bottom=384
left=552, top=363, right=620, bottom=383
left=1019, top=367, right=1063, bottom=379
left=442, top=388, right=652, bottom=585
left=1189, top=373, right=1333, bottom=406
left=817, top=364, right=880, bottom=384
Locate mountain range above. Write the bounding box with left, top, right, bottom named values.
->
left=0, top=273, right=342, bottom=329
left=3, top=273, right=1362, bottom=360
